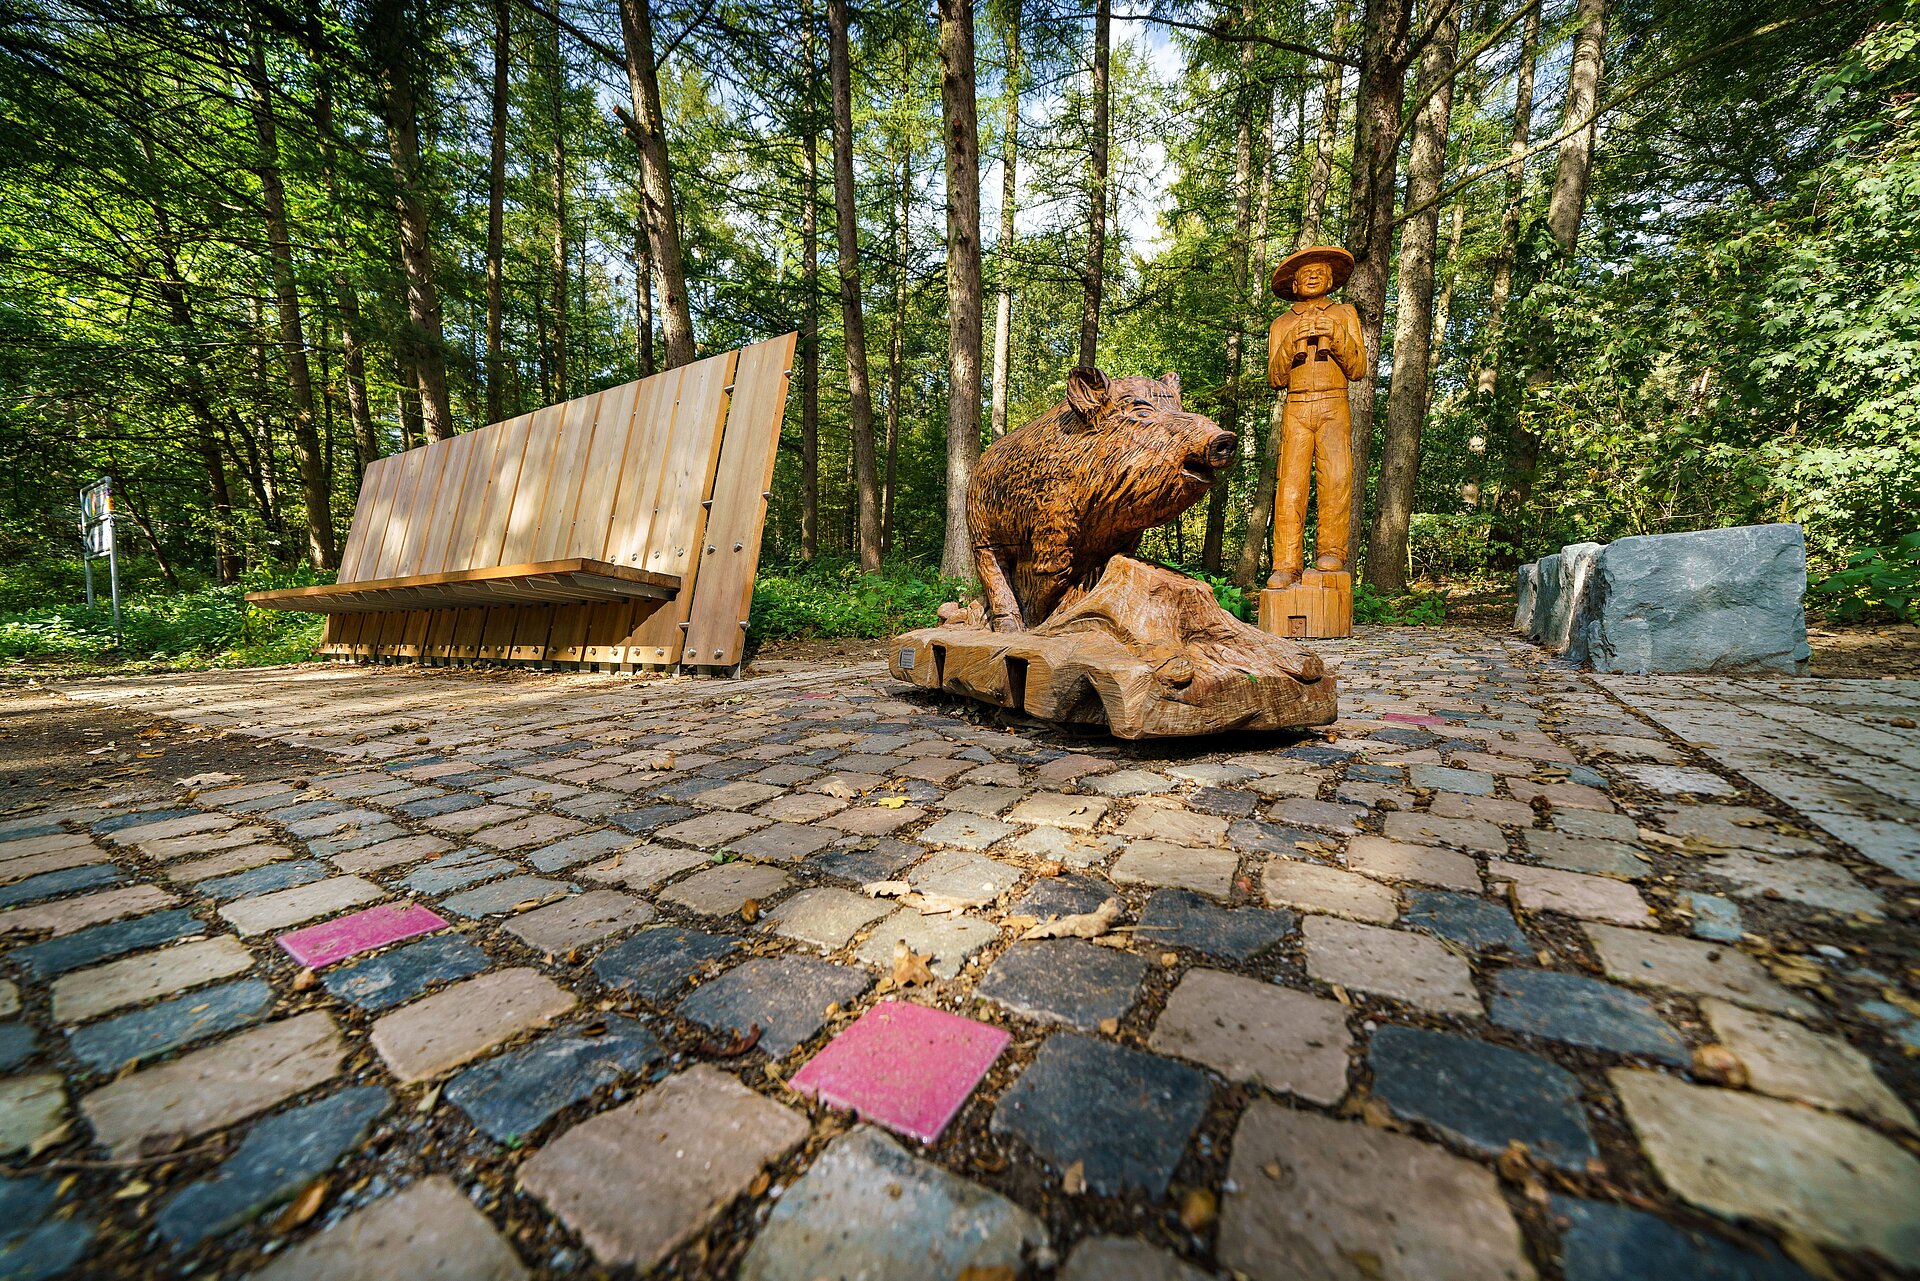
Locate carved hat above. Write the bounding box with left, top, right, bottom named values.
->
left=1271, top=245, right=1354, bottom=299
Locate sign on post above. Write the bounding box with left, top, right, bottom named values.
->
left=79, top=477, right=121, bottom=646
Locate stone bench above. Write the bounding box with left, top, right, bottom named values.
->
left=1515, top=524, right=1809, bottom=675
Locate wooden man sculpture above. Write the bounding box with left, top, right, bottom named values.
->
left=887, top=365, right=1338, bottom=737
left=1259, top=245, right=1364, bottom=639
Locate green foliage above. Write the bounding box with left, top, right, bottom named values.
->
left=747, top=560, right=970, bottom=643
left=0, top=566, right=327, bottom=668
left=1811, top=532, right=1920, bottom=622
left=1169, top=569, right=1251, bottom=622
left=1353, top=582, right=1448, bottom=626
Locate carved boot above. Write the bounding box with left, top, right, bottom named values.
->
left=1266, top=569, right=1301, bottom=590
left=1314, top=554, right=1347, bottom=573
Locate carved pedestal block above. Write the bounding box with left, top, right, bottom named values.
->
left=1258, top=570, right=1352, bottom=640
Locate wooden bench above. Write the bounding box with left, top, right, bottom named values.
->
left=248, top=333, right=795, bottom=671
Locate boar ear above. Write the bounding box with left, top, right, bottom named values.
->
left=1064, top=366, right=1109, bottom=424
left=1161, top=371, right=1182, bottom=404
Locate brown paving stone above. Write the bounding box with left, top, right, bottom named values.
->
left=503, top=890, right=656, bottom=953
left=1005, top=793, right=1109, bottom=831
left=1583, top=923, right=1815, bottom=1016
left=0, top=845, right=108, bottom=885
left=1429, top=794, right=1536, bottom=827
left=1109, top=841, right=1237, bottom=898
left=0, top=832, right=97, bottom=862
left=51, top=936, right=255, bottom=1024
left=1303, top=917, right=1479, bottom=1015
left=658, top=863, right=792, bottom=917
left=0, top=883, right=176, bottom=938
left=81, top=1012, right=344, bottom=1156
left=1263, top=858, right=1398, bottom=924
left=657, top=811, right=771, bottom=849
left=370, top=968, right=576, bottom=1083
left=692, top=781, right=788, bottom=812
left=1700, top=999, right=1915, bottom=1130
left=105, top=813, right=234, bottom=846
left=1344, top=836, right=1480, bottom=892
left=1380, top=812, right=1506, bottom=854
left=755, top=793, right=848, bottom=823
left=0, top=1074, right=67, bottom=1156
left=1219, top=1101, right=1535, bottom=1280
left=518, top=1065, right=808, bottom=1270
left=1149, top=968, right=1350, bottom=1104
left=1034, top=754, right=1115, bottom=785
left=331, top=833, right=453, bottom=874
left=1612, top=1069, right=1920, bottom=1268
left=1487, top=862, right=1653, bottom=927
left=821, top=805, right=926, bottom=837
left=166, top=843, right=301, bottom=882
left=1507, top=779, right=1614, bottom=812
left=256, top=1175, right=528, bottom=1281
left=469, top=814, right=588, bottom=850
left=581, top=846, right=710, bottom=890
left=219, top=876, right=383, bottom=936
left=138, top=825, right=272, bottom=860
left=1116, top=802, right=1228, bottom=847
left=421, top=804, right=533, bottom=835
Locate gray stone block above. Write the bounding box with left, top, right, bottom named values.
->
left=1513, top=563, right=1538, bottom=634
left=1577, top=524, right=1809, bottom=675
left=1543, top=542, right=1605, bottom=655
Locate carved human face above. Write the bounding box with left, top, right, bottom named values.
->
left=1294, top=262, right=1333, bottom=299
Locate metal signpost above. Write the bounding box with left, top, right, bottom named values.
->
left=79, top=477, right=121, bottom=647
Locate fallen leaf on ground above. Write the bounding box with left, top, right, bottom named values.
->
left=1022, top=897, right=1124, bottom=940
left=892, top=940, right=936, bottom=987
left=1061, top=1160, right=1087, bottom=1194
left=699, top=1024, right=763, bottom=1057
left=275, top=1179, right=329, bottom=1231
left=1180, top=1187, right=1217, bottom=1232
left=875, top=797, right=907, bottom=809
left=1691, top=1044, right=1748, bottom=1087
left=862, top=880, right=911, bottom=898
left=740, top=899, right=761, bottom=923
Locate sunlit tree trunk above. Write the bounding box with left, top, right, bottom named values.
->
left=1236, top=91, right=1281, bottom=589
left=940, top=0, right=984, bottom=579
left=1077, top=0, right=1109, bottom=369
left=486, top=0, right=509, bottom=422
left=634, top=210, right=655, bottom=376
left=369, top=0, right=454, bottom=442
left=545, top=16, right=569, bottom=401
left=828, top=0, right=883, bottom=571
left=1475, top=0, right=1537, bottom=402
left=988, top=0, right=1020, bottom=440
left=800, top=0, right=821, bottom=561
left=1366, top=0, right=1461, bottom=594
left=616, top=0, right=696, bottom=367
left=312, top=73, right=380, bottom=472
left=1203, top=0, right=1258, bottom=574
left=884, top=36, right=912, bottom=553
left=245, top=32, right=336, bottom=568
left=1298, top=0, right=1350, bottom=250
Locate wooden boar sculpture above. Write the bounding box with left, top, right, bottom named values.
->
left=890, top=365, right=1338, bottom=738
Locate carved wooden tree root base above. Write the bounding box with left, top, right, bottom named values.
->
left=889, top=558, right=1339, bottom=739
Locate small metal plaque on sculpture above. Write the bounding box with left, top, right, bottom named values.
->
left=889, top=366, right=1338, bottom=738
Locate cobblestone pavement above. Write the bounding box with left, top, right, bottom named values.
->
left=1, top=628, right=1916, bottom=1279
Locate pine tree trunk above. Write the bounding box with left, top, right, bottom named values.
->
left=546, top=18, right=569, bottom=402
left=939, top=0, right=984, bottom=580
left=988, top=2, right=1020, bottom=440
left=634, top=210, right=655, bottom=376
left=828, top=0, right=884, bottom=572
left=369, top=0, right=455, bottom=443
left=884, top=37, right=911, bottom=553
left=616, top=0, right=697, bottom=368
left=1298, top=0, right=1350, bottom=250
left=1475, top=0, right=1537, bottom=401
left=1235, top=91, right=1281, bottom=589
left=1077, top=0, right=1110, bottom=369
left=1202, top=0, right=1258, bottom=575
left=800, top=0, right=821, bottom=562
left=486, top=0, right=510, bottom=422
left=1342, top=0, right=1414, bottom=570
left=1429, top=190, right=1466, bottom=386
left=246, top=33, right=336, bottom=569
left=1365, top=0, right=1461, bottom=595
left=311, top=73, right=381, bottom=471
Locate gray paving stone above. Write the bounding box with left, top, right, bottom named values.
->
left=447, top=1018, right=663, bottom=1141
left=0, top=1025, right=35, bottom=1072
left=1584, top=923, right=1815, bottom=1016
left=1408, top=764, right=1497, bottom=795
left=1303, top=916, right=1480, bottom=1015
left=1013, top=874, right=1112, bottom=918
left=676, top=956, right=871, bottom=1056
left=766, top=888, right=891, bottom=950
left=0, top=1075, right=65, bottom=1156
left=919, top=813, right=1016, bottom=851
left=0, top=1211, right=91, bottom=1281
left=1226, top=818, right=1324, bottom=856
left=592, top=928, right=738, bottom=1002
left=254, top=1174, right=527, bottom=1280
left=439, top=875, right=575, bottom=918
left=853, top=910, right=997, bottom=978
left=742, top=1126, right=1045, bottom=1281
left=1059, top=1237, right=1209, bottom=1281
left=610, top=802, right=701, bottom=834
left=1085, top=769, right=1174, bottom=797
left=68, top=977, right=276, bottom=1072
left=811, top=838, right=926, bottom=884
left=1523, top=831, right=1650, bottom=879
left=503, top=890, right=655, bottom=953
left=197, top=858, right=330, bottom=902
left=990, top=1032, right=1210, bottom=1197
left=908, top=850, right=1021, bottom=905
left=978, top=940, right=1146, bottom=1031
left=1552, top=1195, right=1813, bottom=1281
left=321, top=935, right=492, bottom=1011
left=527, top=828, right=634, bottom=872
left=659, top=862, right=791, bottom=916
left=1370, top=1025, right=1597, bottom=1170
left=1490, top=968, right=1688, bottom=1065
left=1402, top=888, right=1529, bottom=954
left=401, top=849, right=517, bottom=894
left=1187, top=787, right=1260, bottom=817
left=0, top=862, right=123, bottom=909
left=156, top=1086, right=389, bottom=1249
left=1150, top=969, right=1350, bottom=1104
left=12, top=907, right=205, bottom=979
left=1680, top=891, right=1744, bottom=942
left=1135, top=889, right=1294, bottom=960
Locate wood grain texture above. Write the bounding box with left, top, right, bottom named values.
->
left=339, top=456, right=399, bottom=583
left=1258, top=570, right=1353, bottom=639
left=683, top=334, right=796, bottom=668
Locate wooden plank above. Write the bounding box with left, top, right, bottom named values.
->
left=509, top=605, right=556, bottom=662
left=546, top=603, right=592, bottom=663
left=333, top=463, right=385, bottom=585
left=566, top=380, right=640, bottom=561
left=396, top=609, right=431, bottom=658
left=449, top=608, right=488, bottom=660
left=498, top=403, right=567, bottom=565
left=478, top=607, right=519, bottom=662
left=424, top=607, right=459, bottom=660
left=581, top=601, right=638, bottom=665
left=682, top=333, right=796, bottom=667
left=371, top=448, right=428, bottom=581
left=601, top=366, right=683, bottom=566
left=247, top=558, right=680, bottom=611
left=396, top=439, right=455, bottom=579
left=440, top=421, right=504, bottom=574
left=531, top=391, right=603, bottom=562
left=316, top=616, right=347, bottom=656
left=623, top=350, right=738, bottom=665
left=414, top=432, right=478, bottom=576
left=464, top=413, right=535, bottom=571
left=341, top=612, right=373, bottom=661
left=376, top=610, right=411, bottom=657
left=339, top=457, right=399, bottom=583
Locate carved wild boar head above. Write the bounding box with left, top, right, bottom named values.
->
left=1062, top=366, right=1237, bottom=519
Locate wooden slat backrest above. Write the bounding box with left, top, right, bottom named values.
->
left=623, top=349, right=737, bottom=664
left=338, top=455, right=399, bottom=583
left=566, top=380, right=640, bottom=562
left=414, top=429, right=479, bottom=576
left=462, top=412, right=534, bottom=571
left=371, top=448, right=430, bottom=580
left=397, top=435, right=459, bottom=579
left=498, top=402, right=567, bottom=565
left=531, top=390, right=605, bottom=562
left=439, top=423, right=505, bottom=574
left=683, top=333, right=796, bottom=666
left=601, top=366, right=685, bottom=567
left=334, top=464, right=384, bottom=584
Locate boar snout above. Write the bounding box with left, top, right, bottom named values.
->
left=1204, top=430, right=1237, bottom=467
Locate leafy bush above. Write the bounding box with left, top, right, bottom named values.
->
left=0, top=565, right=327, bottom=667
left=1186, top=571, right=1251, bottom=622
left=1354, top=582, right=1449, bottom=626
left=748, top=560, right=971, bottom=643
left=1811, top=532, right=1920, bottom=622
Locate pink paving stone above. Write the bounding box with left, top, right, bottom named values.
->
left=276, top=902, right=448, bottom=968
left=789, top=999, right=1009, bottom=1145
left=1383, top=712, right=1445, bottom=726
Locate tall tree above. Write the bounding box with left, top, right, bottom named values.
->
left=988, top=0, right=1021, bottom=440
left=616, top=0, right=696, bottom=367
left=1491, top=0, right=1607, bottom=563
left=1235, top=90, right=1283, bottom=589
left=828, top=0, right=882, bottom=571
left=883, top=35, right=912, bottom=551
left=367, top=0, right=455, bottom=441
left=799, top=0, right=821, bottom=562
left=1473, top=0, right=1538, bottom=402
left=311, top=69, right=380, bottom=473
left=1298, top=0, right=1350, bottom=249
left=1366, top=0, right=1462, bottom=593
left=544, top=15, right=569, bottom=401
left=1078, top=0, right=1110, bottom=368
left=634, top=207, right=655, bottom=375
left=244, top=31, right=336, bottom=567
left=1203, top=0, right=1260, bottom=574
left=940, top=0, right=984, bottom=579
left=485, top=0, right=510, bottom=423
